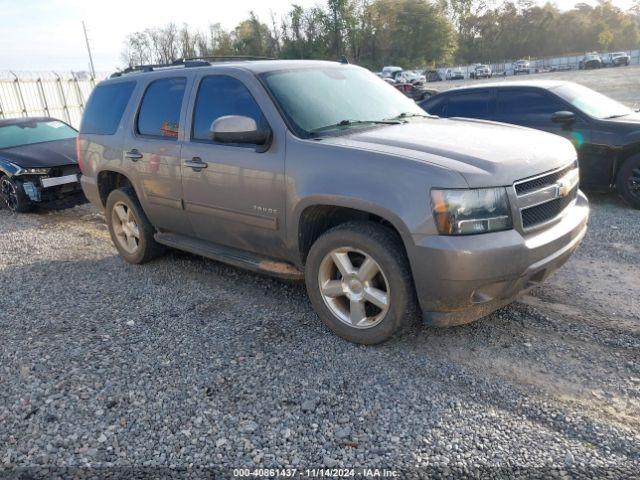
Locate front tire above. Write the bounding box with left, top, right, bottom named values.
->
left=617, top=155, right=640, bottom=209
left=0, top=176, right=32, bottom=213
left=305, top=221, right=417, bottom=344
left=105, top=187, right=164, bottom=263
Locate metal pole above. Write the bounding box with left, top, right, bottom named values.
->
left=9, top=71, right=28, bottom=117
left=53, top=72, right=71, bottom=124
left=36, top=77, right=50, bottom=117
left=82, top=21, right=96, bottom=78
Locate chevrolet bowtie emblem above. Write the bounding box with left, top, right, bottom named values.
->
left=556, top=169, right=579, bottom=198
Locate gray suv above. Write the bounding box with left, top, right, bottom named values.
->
left=78, top=59, right=589, bottom=344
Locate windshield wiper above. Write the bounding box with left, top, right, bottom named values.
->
left=386, top=112, right=431, bottom=120
left=605, top=113, right=631, bottom=119
left=383, top=112, right=436, bottom=121
left=309, top=119, right=402, bottom=135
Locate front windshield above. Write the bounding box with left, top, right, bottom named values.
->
left=260, top=66, right=425, bottom=137
left=0, top=120, right=77, bottom=149
left=554, top=83, right=632, bottom=119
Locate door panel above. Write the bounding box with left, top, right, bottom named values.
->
left=122, top=76, right=194, bottom=235
left=181, top=74, right=286, bottom=257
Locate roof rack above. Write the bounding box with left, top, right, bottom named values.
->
left=182, top=55, right=276, bottom=62
left=110, top=56, right=276, bottom=78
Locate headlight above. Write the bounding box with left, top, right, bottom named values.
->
left=16, top=167, right=50, bottom=175
left=431, top=187, right=512, bottom=235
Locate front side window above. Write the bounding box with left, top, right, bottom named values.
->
left=192, top=76, right=265, bottom=143
left=260, top=66, right=424, bottom=137
left=446, top=91, right=490, bottom=118
left=497, top=89, right=564, bottom=117
left=0, top=120, right=77, bottom=149
left=137, top=77, right=186, bottom=138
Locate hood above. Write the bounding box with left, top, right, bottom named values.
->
left=0, top=138, right=77, bottom=169
left=321, top=118, right=577, bottom=188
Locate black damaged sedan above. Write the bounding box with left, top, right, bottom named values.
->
left=0, top=117, right=82, bottom=212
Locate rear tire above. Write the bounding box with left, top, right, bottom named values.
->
left=0, top=176, right=32, bottom=213
left=105, top=187, right=165, bottom=263
left=617, top=155, right=640, bottom=209
left=305, top=221, right=417, bottom=345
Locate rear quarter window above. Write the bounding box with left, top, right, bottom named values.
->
left=80, top=81, right=136, bottom=135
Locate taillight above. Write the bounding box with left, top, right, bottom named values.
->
left=76, top=136, right=84, bottom=174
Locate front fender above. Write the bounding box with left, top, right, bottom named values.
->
left=0, top=157, right=20, bottom=176
left=292, top=195, right=415, bottom=250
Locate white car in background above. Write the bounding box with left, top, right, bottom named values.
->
left=445, top=68, right=465, bottom=80
left=513, top=59, right=532, bottom=75
left=381, top=66, right=403, bottom=80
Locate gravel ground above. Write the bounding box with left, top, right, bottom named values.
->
left=434, top=64, right=640, bottom=105
left=0, top=191, right=638, bottom=479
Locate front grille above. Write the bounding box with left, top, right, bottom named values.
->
left=48, top=164, right=80, bottom=178
left=521, top=186, right=578, bottom=228
left=515, top=162, right=576, bottom=195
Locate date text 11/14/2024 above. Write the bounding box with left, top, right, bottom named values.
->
left=232, top=468, right=400, bottom=478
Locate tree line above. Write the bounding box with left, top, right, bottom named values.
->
left=120, top=0, right=640, bottom=70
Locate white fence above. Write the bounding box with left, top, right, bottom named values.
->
left=0, top=71, right=108, bottom=129
left=442, top=49, right=640, bottom=78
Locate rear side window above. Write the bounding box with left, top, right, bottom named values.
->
left=80, top=81, right=135, bottom=135
left=192, top=76, right=264, bottom=142
left=420, top=96, right=445, bottom=116
left=137, top=77, right=186, bottom=139
left=446, top=91, right=490, bottom=118
left=497, top=89, right=565, bottom=116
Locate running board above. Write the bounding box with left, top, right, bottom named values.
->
left=154, top=232, right=303, bottom=280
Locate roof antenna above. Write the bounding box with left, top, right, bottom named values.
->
left=339, top=56, right=349, bottom=64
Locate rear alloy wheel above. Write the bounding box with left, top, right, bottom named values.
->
left=105, top=187, right=164, bottom=263
left=617, top=155, right=640, bottom=209
left=305, top=221, right=417, bottom=344
left=112, top=201, right=141, bottom=254
left=0, top=176, right=32, bottom=213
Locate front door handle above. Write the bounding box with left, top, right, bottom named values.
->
left=125, top=149, right=143, bottom=161
left=184, top=157, right=208, bottom=170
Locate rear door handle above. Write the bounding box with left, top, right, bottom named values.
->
left=125, top=149, right=143, bottom=161
left=184, top=157, right=208, bottom=170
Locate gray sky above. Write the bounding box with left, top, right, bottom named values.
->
left=0, top=0, right=635, bottom=73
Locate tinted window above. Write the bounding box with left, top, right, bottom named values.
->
left=192, top=76, right=265, bottom=142
left=497, top=89, right=565, bottom=117
left=137, top=78, right=186, bottom=138
left=80, top=81, right=135, bottom=135
left=446, top=91, right=490, bottom=118
left=0, top=120, right=76, bottom=149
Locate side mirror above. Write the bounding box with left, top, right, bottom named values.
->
left=551, top=111, right=575, bottom=124
left=210, top=115, right=271, bottom=151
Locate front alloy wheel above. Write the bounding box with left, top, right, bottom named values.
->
left=305, top=221, right=416, bottom=344
left=617, top=155, right=640, bottom=209
left=1, top=176, right=31, bottom=213
left=318, top=247, right=390, bottom=329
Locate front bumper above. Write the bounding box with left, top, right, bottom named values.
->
left=18, top=173, right=82, bottom=203
left=409, top=191, right=589, bottom=327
